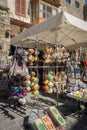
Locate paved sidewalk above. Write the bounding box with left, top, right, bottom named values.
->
left=0, top=92, right=57, bottom=130
left=0, top=92, right=87, bottom=130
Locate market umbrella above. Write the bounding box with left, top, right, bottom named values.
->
left=11, top=11, right=87, bottom=49
left=26, top=12, right=87, bottom=49
left=11, top=11, right=63, bottom=48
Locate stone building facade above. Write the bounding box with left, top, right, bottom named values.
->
left=0, top=0, right=10, bottom=58
left=61, top=0, right=87, bottom=21
left=7, top=0, right=32, bottom=37
left=7, top=0, right=61, bottom=36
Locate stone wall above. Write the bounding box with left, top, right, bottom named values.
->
left=83, top=4, right=87, bottom=21
left=0, top=0, right=8, bottom=8
left=0, top=4, right=10, bottom=58
left=61, top=0, right=84, bottom=20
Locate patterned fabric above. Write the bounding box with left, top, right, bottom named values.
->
left=9, top=59, right=28, bottom=76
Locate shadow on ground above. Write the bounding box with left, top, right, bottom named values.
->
left=68, top=113, right=87, bottom=130
left=1, top=92, right=87, bottom=130
left=0, top=97, right=27, bottom=119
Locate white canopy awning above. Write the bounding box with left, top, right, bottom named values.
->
left=11, top=11, right=87, bottom=49
left=64, top=12, right=87, bottom=32
left=11, top=12, right=62, bottom=46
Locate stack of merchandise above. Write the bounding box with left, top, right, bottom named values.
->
left=45, top=106, right=66, bottom=127
left=10, top=86, right=27, bottom=97
left=66, top=61, right=81, bottom=95
left=10, top=76, right=27, bottom=98
left=69, top=83, right=87, bottom=99
left=29, top=106, right=66, bottom=130
left=68, top=67, right=87, bottom=99
left=67, top=47, right=87, bottom=99
left=9, top=76, right=27, bottom=106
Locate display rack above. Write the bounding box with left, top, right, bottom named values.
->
left=65, top=47, right=87, bottom=118
left=27, top=41, right=67, bottom=109
left=9, top=40, right=68, bottom=116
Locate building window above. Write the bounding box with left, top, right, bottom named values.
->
left=40, top=11, right=46, bottom=18
left=65, top=0, right=71, bottom=3
left=52, top=9, right=57, bottom=15
left=75, top=1, right=79, bottom=8
left=40, top=2, right=58, bottom=19
left=40, top=3, right=46, bottom=10
left=47, top=6, right=52, bottom=13
left=85, top=0, right=87, bottom=4
left=15, top=0, right=26, bottom=17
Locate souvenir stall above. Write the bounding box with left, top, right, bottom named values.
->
left=10, top=10, right=87, bottom=103
left=8, top=40, right=70, bottom=108
left=9, top=41, right=68, bottom=130
left=8, top=42, right=47, bottom=106
left=9, top=12, right=87, bottom=130
left=66, top=47, right=87, bottom=117
left=66, top=47, right=87, bottom=97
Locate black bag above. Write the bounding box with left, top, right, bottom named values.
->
left=24, top=110, right=39, bottom=129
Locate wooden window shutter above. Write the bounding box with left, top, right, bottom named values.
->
left=15, top=0, right=26, bottom=17
left=15, top=0, right=21, bottom=14
left=21, top=0, right=26, bottom=16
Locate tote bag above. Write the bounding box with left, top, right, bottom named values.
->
left=10, top=59, right=28, bottom=76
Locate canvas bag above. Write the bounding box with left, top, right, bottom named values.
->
left=10, top=59, right=28, bottom=76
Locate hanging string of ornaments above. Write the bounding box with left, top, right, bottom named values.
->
left=52, top=44, right=70, bottom=63
left=10, top=43, right=70, bottom=99
left=24, top=71, right=40, bottom=97
left=43, top=43, right=70, bottom=94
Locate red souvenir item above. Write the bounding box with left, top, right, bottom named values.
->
left=84, top=60, right=87, bottom=66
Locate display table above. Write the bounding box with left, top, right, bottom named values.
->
left=67, top=93, right=87, bottom=118
left=67, top=93, right=87, bottom=103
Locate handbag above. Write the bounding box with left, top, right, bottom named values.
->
left=10, top=59, right=28, bottom=76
